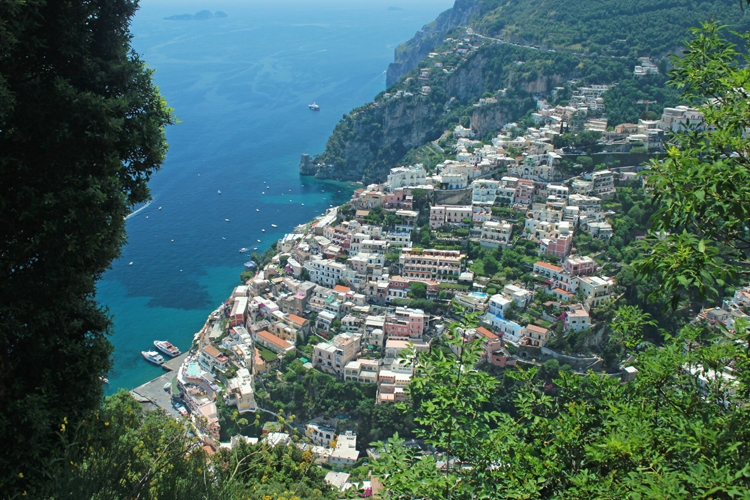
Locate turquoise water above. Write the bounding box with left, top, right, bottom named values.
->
left=100, top=0, right=453, bottom=393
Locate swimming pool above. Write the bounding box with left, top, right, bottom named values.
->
left=187, top=362, right=201, bottom=378
left=469, top=292, right=488, bottom=299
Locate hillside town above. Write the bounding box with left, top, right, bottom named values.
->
left=127, top=96, right=748, bottom=496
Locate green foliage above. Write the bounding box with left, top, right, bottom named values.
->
left=603, top=74, right=683, bottom=126
left=472, top=0, right=750, bottom=57
left=408, top=281, right=427, bottom=299
left=374, top=320, right=750, bottom=498
left=0, top=1, right=174, bottom=494
left=636, top=23, right=750, bottom=309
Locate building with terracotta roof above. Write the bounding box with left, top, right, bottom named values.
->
left=199, top=345, right=231, bottom=373
left=523, top=324, right=551, bottom=347
left=253, top=329, right=295, bottom=355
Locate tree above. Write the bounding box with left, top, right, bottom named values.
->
left=637, top=22, right=750, bottom=309
left=0, top=1, right=173, bottom=494
left=408, top=281, right=427, bottom=299
left=373, top=320, right=750, bottom=498
left=483, top=256, right=499, bottom=276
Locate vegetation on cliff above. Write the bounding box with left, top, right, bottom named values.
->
left=471, top=0, right=750, bottom=56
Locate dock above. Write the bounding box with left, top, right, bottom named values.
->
left=130, top=352, right=190, bottom=418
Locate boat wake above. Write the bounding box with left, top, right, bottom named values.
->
left=125, top=200, right=154, bottom=220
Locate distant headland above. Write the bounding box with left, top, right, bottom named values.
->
left=164, top=10, right=227, bottom=21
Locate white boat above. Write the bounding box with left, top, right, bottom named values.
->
left=142, top=350, right=165, bottom=365
left=239, top=247, right=247, bottom=253
left=158, top=206, right=162, bottom=210
left=256, top=208, right=259, bottom=212
left=154, top=340, right=181, bottom=357
left=225, top=218, right=230, bottom=222
left=261, top=229, right=265, bottom=232
left=257, top=239, right=261, bottom=242
left=129, top=262, right=133, bottom=266
left=271, top=224, right=277, bottom=228
left=218, top=190, right=221, bottom=194
left=308, top=102, right=320, bottom=111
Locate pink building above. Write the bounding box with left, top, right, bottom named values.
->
left=384, top=307, right=426, bottom=340
left=540, top=233, right=573, bottom=259
left=514, top=179, right=535, bottom=205
left=385, top=188, right=413, bottom=209
left=563, top=255, right=597, bottom=276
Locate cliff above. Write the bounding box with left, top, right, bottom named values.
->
left=386, top=0, right=482, bottom=86
left=315, top=43, right=580, bottom=183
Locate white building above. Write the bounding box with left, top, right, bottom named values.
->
left=480, top=220, right=513, bottom=248
left=226, top=368, right=257, bottom=414
left=328, top=431, right=359, bottom=467
left=578, top=276, right=615, bottom=308
left=305, top=258, right=347, bottom=287
left=386, top=164, right=427, bottom=191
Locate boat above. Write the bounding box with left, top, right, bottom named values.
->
left=218, top=190, right=221, bottom=194
left=100, top=376, right=109, bottom=384
left=142, top=350, right=165, bottom=365
left=271, top=224, right=277, bottom=228
left=256, top=208, right=260, bottom=212
left=257, top=239, right=261, bottom=242
left=308, top=102, right=320, bottom=111
left=239, top=247, right=247, bottom=253
left=253, top=247, right=257, bottom=250
left=158, top=206, right=162, bottom=210
left=225, top=218, right=230, bottom=222
left=129, top=262, right=133, bottom=266
left=261, top=229, right=265, bottom=232
left=154, top=340, right=181, bottom=357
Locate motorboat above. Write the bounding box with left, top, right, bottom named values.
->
left=308, top=102, right=320, bottom=111
left=154, top=340, right=181, bottom=357
left=129, top=262, right=133, bottom=266
left=239, top=247, right=247, bottom=253
left=218, top=190, right=221, bottom=194
left=271, top=224, right=277, bottom=228
left=142, top=350, right=165, bottom=365
left=261, top=229, right=265, bottom=232
left=256, top=208, right=260, bottom=212
left=225, top=218, right=230, bottom=222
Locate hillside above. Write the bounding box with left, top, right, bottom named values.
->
left=310, top=0, right=750, bottom=183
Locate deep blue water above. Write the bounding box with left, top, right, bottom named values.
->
left=100, top=0, right=454, bottom=393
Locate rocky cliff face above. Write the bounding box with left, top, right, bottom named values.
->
left=386, top=0, right=481, bottom=87
left=315, top=42, right=578, bottom=183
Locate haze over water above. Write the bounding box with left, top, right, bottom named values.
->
left=99, top=0, right=454, bottom=393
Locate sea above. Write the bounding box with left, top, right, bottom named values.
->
left=100, top=0, right=454, bottom=394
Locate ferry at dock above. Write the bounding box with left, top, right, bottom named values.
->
left=154, top=340, right=181, bottom=358
left=142, top=350, right=165, bottom=365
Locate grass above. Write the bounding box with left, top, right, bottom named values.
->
left=258, top=346, right=278, bottom=363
